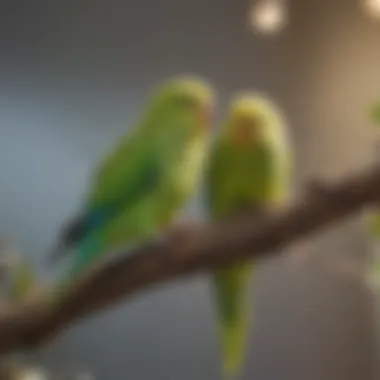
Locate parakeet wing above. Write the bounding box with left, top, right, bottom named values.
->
left=87, top=131, right=160, bottom=213
left=206, top=138, right=289, bottom=218
left=54, top=131, right=161, bottom=257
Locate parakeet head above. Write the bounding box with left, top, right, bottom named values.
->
left=226, top=93, right=284, bottom=145
left=146, top=75, right=215, bottom=136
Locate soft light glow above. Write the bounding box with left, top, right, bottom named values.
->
left=20, top=368, right=48, bottom=380
left=363, top=0, right=380, bottom=19
left=249, top=0, right=288, bottom=35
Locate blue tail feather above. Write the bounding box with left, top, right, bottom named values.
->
left=69, top=234, right=105, bottom=279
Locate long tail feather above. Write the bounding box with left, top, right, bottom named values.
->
left=212, top=263, right=254, bottom=379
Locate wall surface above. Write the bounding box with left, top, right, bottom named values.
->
left=0, top=0, right=380, bottom=379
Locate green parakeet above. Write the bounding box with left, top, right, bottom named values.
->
left=50, top=75, right=215, bottom=284
left=206, top=94, right=292, bottom=377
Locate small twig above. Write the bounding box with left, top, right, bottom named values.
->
left=2, top=163, right=380, bottom=354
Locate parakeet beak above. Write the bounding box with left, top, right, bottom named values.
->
left=234, top=120, right=255, bottom=144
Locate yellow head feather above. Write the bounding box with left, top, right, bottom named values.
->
left=226, top=92, right=288, bottom=144
left=152, top=74, right=215, bottom=110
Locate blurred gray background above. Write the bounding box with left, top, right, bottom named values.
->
left=0, top=0, right=380, bottom=379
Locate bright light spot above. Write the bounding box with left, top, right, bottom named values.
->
left=249, top=0, right=288, bottom=35
left=20, top=369, right=48, bottom=380
left=363, top=0, right=380, bottom=19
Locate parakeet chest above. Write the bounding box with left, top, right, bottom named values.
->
left=223, top=146, right=270, bottom=203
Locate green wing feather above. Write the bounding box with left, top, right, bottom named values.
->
left=86, top=130, right=160, bottom=214
left=67, top=130, right=165, bottom=276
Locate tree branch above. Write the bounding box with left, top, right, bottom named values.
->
left=1, top=164, right=380, bottom=355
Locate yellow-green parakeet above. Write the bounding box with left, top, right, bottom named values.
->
left=50, top=75, right=215, bottom=283
left=205, top=94, right=292, bottom=377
